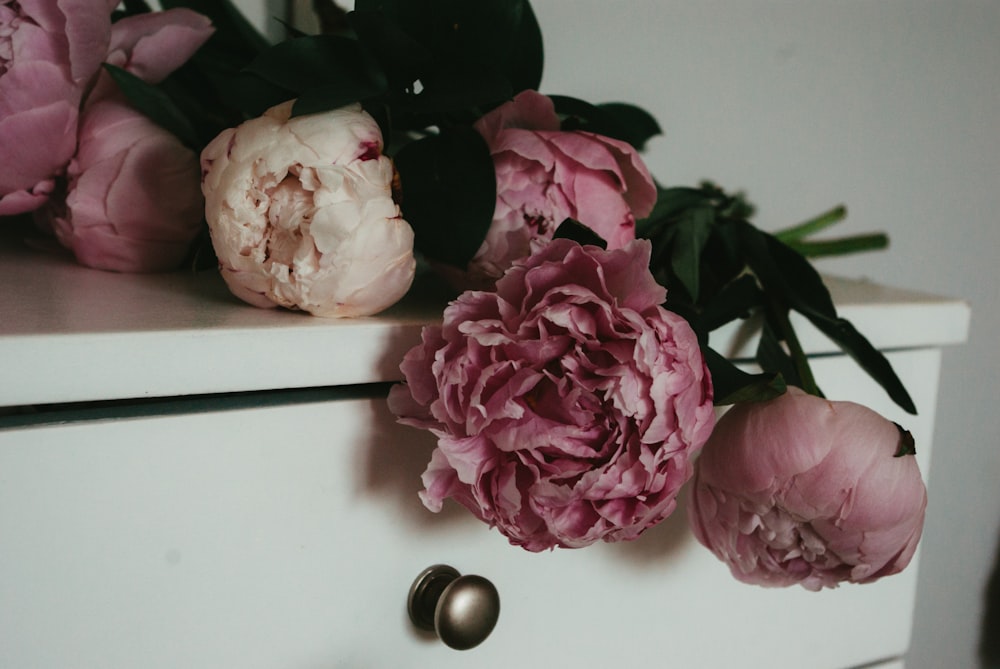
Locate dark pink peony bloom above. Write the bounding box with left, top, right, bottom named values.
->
left=452, top=90, right=656, bottom=288
left=32, top=9, right=213, bottom=272
left=688, top=387, right=927, bottom=591
left=37, top=95, right=204, bottom=272
left=0, top=0, right=118, bottom=215
left=389, top=239, right=714, bottom=551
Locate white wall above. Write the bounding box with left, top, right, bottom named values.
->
left=531, top=2, right=999, bottom=667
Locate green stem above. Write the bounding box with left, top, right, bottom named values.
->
left=774, top=205, right=848, bottom=242
left=785, top=233, right=889, bottom=258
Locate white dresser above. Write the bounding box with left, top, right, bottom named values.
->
left=0, top=233, right=970, bottom=668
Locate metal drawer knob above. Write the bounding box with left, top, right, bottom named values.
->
left=407, top=564, right=500, bottom=650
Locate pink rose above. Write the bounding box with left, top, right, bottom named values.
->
left=687, top=387, right=927, bottom=591
left=201, top=100, right=415, bottom=317
left=0, top=0, right=118, bottom=215
left=452, top=90, right=656, bottom=288
left=388, top=238, right=715, bottom=551
left=31, top=8, right=213, bottom=272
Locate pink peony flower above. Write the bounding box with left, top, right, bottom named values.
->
left=388, top=238, right=715, bottom=551
left=687, top=387, right=927, bottom=591
left=37, top=95, right=205, bottom=272
left=201, top=100, right=416, bottom=317
left=32, top=8, right=213, bottom=272
left=452, top=90, right=656, bottom=289
left=0, top=0, right=118, bottom=215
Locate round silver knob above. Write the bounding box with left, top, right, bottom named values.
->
left=407, top=564, right=500, bottom=650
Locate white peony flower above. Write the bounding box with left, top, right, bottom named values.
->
left=200, top=100, right=415, bottom=317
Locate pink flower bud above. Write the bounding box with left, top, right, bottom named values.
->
left=443, top=90, right=656, bottom=289
left=0, top=0, right=118, bottom=214
left=688, top=387, right=927, bottom=590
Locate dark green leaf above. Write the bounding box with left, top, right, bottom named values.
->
left=553, top=219, right=608, bottom=249
left=394, top=65, right=512, bottom=114
left=395, top=126, right=496, bottom=267
left=504, top=0, right=543, bottom=92
left=704, top=346, right=787, bottom=405
left=739, top=222, right=915, bottom=414
left=103, top=64, right=200, bottom=148
left=244, top=34, right=387, bottom=105
left=550, top=95, right=660, bottom=150
left=893, top=423, right=917, bottom=457
left=798, top=310, right=917, bottom=414
left=598, top=102, right=662, bottom=150
left=756, top=319, right=806, bottom=389
left=160, top=0, right=270, bottom=56
left=670, top=206, right=714, bottom=301
left=292, top=80, right=388, bottom=117
left=348, top=9, right=434, bottom=90
left=697, top=274, right=763, bottom=333
left=739, top=222, right=838, bottom=318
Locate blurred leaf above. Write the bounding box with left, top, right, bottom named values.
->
left=103, top=64, right=200, bottom=148
left=354, top=0, right=541, bottom=94
left=553, top=219, right=608, bottom=249
left=894, top=423, right=917, bottom=457
left=504, top=0, right=544, bottom=93
left=245, top=34, right=387, bottom=106
left=395, top=126, right=496, bottom=267
left=394, top=65, right=512, bottom=114
left=703, top=347, right=786, bottom=406
left=348, top=9, right=434, bottom=90
left=160, top=0, right=270, bottom=57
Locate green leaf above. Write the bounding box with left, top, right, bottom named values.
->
left=244, top=34, right=388, bottom=105
left=703, top=347, right=787, bottom=405
left=394, top=126, right=497, bottom=267
left=893, top=423, right=917, bottom=457
left=103, top=64, right=200, bottom=148
left=670, top=206, right=714, bottom=301
left=504, top=0, right=543, bottom=92
left=550, top=95, right=661, bottom=150
left=597, top=102, right=662, bottom=150
left=160, top=0, right=270, bottom=56
left=553, top=219, right=608, bottom=249
left=696, top=274, right=763, bottom=333
left=393, top=64, right=512, bottom=114
left=739, top=222, right=915, bottom=414
left=756, top=319, right=807, bottom=389
left=348, top=9, right=434, bottom=90
left=798, top=310, right=917, bottom=414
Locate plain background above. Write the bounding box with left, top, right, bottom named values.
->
left=235, top=1, right=1000, bottom=666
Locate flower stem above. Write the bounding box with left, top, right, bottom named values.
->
left=774, top=205, right=847, bottom=242
left=783, top=233, right=889, bottom=258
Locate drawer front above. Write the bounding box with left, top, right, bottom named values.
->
left=0, top=349, right=941, bottom=668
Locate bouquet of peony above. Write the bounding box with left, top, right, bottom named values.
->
left=0, top=0, right=927, bottom=589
